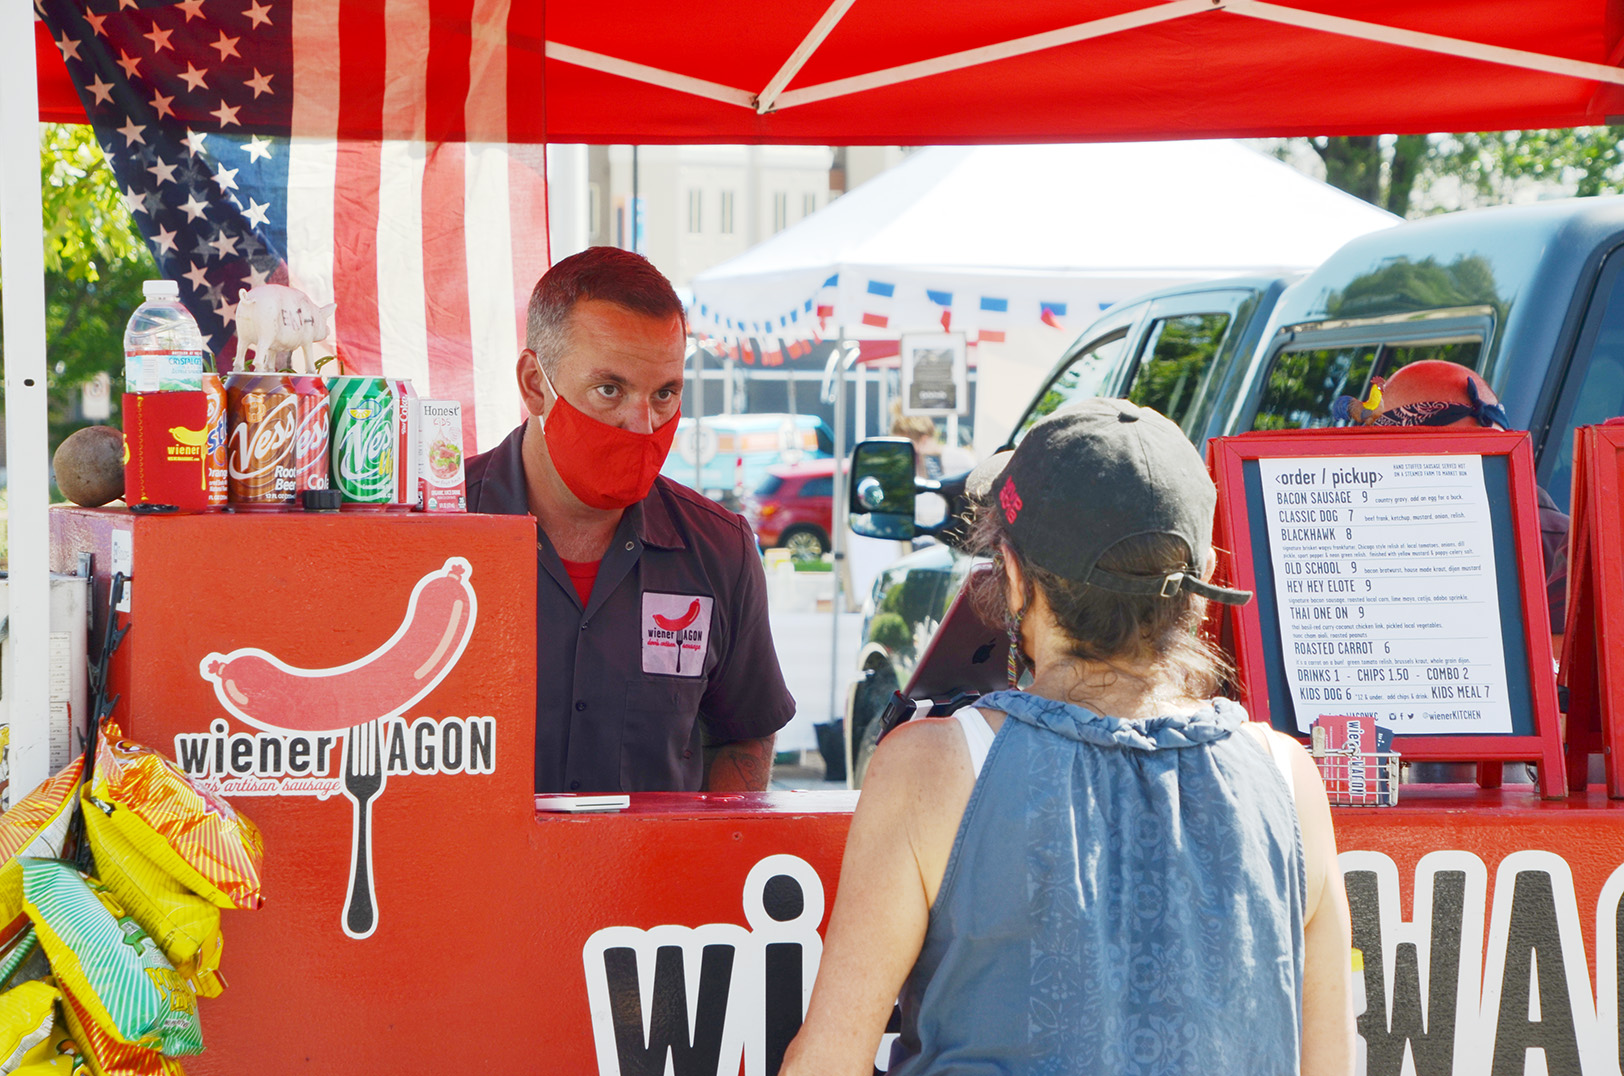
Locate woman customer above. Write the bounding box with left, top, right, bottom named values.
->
left=782, top=398, right=1354, bottom=1075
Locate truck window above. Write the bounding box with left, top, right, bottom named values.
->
left=1127, top=313, right=1232, bottom=429
left=1253, top=345, right=1380, bottom=430
left=1016, top=329, right=1129, bottom=440
left=1252, top=338, right=1482, bottom=430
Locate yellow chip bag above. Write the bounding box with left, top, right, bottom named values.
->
left=81, top=797, right=224, bottom=999
left=58, top=987, right=184, bottom=1076
left=13, top=1005, right=88, bottom=1075
left=0, top=759, right=86, bottom=947
left=0, top=980, right=59, bottom=1071
left=21, top=860, right=201, bottom=1057
left=91, top=725, right=262, bottom=911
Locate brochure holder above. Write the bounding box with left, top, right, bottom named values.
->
left=1559, top=422, right=1624, bottom=796
left=1208, top=429, right=1565, bottom=798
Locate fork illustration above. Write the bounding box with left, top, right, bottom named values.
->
left=342, top=720, right=387, bottom=939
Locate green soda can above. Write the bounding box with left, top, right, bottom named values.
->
left=328, top=376, right=396, bottom=509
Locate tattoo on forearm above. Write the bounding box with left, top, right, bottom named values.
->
left=702, top=737, right=775, bottom=791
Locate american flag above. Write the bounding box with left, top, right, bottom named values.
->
left=36, top=0, right=551, bottom=452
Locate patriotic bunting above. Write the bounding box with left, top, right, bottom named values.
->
left=861, top=280, right=895, bottom=329
left=977, top=296, right=1008, bottom=344
left=691, top=277, right=1115, bottom=364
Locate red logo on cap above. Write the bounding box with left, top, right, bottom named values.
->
left=1000, top=477, right=1023, bottom=524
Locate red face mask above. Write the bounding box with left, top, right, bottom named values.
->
left=540, top=370, right=679, bottom=510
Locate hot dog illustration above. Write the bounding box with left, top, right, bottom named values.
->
left=200, top=558, right=477, bottom=733
left=652, top=600, right=701, bottom=633
left=652, top=598, right=703, bottom=673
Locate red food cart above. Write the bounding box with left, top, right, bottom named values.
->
left=10, top=4, right=1624, bottom=1074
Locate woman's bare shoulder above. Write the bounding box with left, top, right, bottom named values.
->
left=862, top=717, right=979, bottom=809
left=868, top=717, right=972, bottom=773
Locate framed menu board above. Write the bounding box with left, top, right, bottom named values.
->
left=1208, top=428, right=1565, bottom=798
left=1559, top=421, right=1624, bottom=796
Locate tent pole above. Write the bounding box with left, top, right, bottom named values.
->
left=828, top=329, right=849, bottom=728
left=855, top=359, right=867, bottom=440
left=689, top=339, right=704, bottom=492
left=1, top=4, right=55, bottom=798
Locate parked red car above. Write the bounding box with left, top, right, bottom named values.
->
left=744, top=459, right=835, bottom=559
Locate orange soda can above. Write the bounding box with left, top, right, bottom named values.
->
left=202, top=372, right=228, bottom=510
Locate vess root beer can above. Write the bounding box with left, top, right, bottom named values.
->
left=202, top=372, right=229, bottom=510
left=290, top=375, right=331, bottom=493
left=225, top=373, right=299, bottom=511
left=328, top=376, right=396, bottom=509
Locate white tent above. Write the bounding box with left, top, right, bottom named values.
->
left=691, top=140, right=1398, bottom=452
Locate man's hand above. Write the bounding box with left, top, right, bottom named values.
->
left=702, top=735, right=775, bottom=791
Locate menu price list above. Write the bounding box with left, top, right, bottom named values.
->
left=1258, top=454, right=1513, bottom=735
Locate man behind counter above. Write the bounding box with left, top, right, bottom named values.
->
left=466, top=247, right=795, bottom=793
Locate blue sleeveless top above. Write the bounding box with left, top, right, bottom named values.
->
left=887, top=690, right=1306, bottom=1076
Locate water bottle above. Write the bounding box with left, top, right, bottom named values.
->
left=123, top=280, right=207, bottom=392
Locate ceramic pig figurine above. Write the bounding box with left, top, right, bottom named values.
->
left=235, top=285, right=336, bottom=373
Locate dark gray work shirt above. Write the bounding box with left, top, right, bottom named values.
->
left=466, top=423, right=795, bottom=793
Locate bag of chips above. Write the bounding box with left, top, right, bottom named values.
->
left=80, top=798, right=224, bottom=999
left=21, top=859, right=201, bottom=1057
left=58, top=987, right=184, bottom=1076
left=0, top=759, right=86, bottom=947
left=90, top=725, right=262, bottom=911
left=11, top=1006, right=86, bottom=1075
left=0, top=980, right=59, bottom=1071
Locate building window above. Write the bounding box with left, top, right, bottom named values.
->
left=802, top=192, right=817, bottom=218
left=720, top=191, right=735, bottom=235
left=687, top=189, right=703, bottom=234
left=773, top=192, right=788, bottom=233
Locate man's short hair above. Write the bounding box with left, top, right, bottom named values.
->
left=525, top=247, right=686, bottom=374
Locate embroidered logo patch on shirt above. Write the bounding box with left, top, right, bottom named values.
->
left=641, top=593, right=715, bottom=676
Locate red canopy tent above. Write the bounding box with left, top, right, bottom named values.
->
left=8, top=0, right=1624, bottom=798
left=31, top=0, right=1624, bottom=142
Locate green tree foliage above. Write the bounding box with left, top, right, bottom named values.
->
left=1290, top=129, right=1624, bottom=219
left=1, top=124, right=154, bottom=452
left=1439, top=128, right=1624, bottom=201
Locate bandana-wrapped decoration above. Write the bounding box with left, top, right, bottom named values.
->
left=1370, top=377, right=1510, bottom=430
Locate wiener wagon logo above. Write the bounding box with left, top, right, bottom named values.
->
left=190, top=557, right=487, bottom=940
left=642, top=592, right=714, bottom=677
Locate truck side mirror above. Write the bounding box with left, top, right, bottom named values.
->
left=849, top=438, right=915, bottom=540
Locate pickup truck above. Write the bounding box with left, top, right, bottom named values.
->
left=842, top=194, right=1624, bottom=785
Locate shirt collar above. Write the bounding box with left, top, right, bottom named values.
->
left=476, top=423, right=531, bottom=515
left=634, top=479, right=689, bottom=551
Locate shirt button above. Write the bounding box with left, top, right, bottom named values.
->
left=570, top=781, right=580, bottom=791
left=575, top=701, right=587, bottom=711
left=682, top=749, right=693, bottom=759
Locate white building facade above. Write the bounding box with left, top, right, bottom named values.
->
left=548, top=145, right=838, bottom=291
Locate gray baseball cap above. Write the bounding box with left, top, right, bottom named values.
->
left=967, top=398, right=1251, bottom=606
